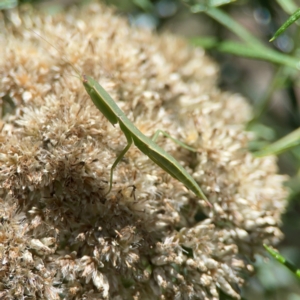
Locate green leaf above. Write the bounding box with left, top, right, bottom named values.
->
left=182, top=0, right=237, bottom=12
left=0, top=0, right=18, bottom=10
left=276, top=0, right=298, bottom=14
left=190, top=8, right=300, bottom=69
left=132, top=0, right=154, bottom=12
left=270, top=8, right=300, bottom=41
left=264, top=244, right=300, bottom=279
left=253, top=127, right=300, bottom=157
left=204, top=7, right=263, bottom=49
left=190, top=36, right=217, bottom=48
left=191, top=37, right=300, bottom=68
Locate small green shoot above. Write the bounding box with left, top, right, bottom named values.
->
left=270, top=8, right=300, bottom=42
left=182, top=0, right=236, bottom=13
left=253, top=127, right=300, bottom=157
left=264, top=244, right=300, bottom=279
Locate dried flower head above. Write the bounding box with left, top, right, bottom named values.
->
left=0, top=3, right=288, bottom=299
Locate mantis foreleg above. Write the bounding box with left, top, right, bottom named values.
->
left=104, top=126, right=133, bottom=196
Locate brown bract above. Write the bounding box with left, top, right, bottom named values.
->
left=0, top=3, right=288, bottom=299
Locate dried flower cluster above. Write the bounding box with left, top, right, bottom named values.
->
left=0, top=3, right=288, bottom=300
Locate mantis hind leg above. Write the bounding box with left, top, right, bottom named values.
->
left=104, top=124, right=133, bottom=196
left=152, top=130, right=197, bottom=152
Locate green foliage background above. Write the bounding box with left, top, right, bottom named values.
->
left=2, top=0, right=300, bottom=299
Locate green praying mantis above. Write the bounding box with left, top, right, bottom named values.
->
left=82, top=75, right=211, bottom=207
left=33, top=31, right=211, bottom=207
